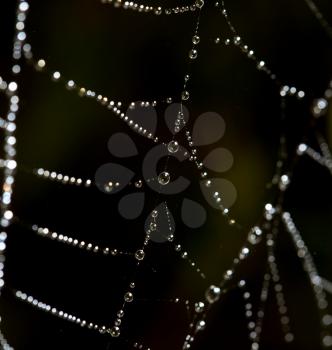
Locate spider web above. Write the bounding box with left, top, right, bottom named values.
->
left=0, top=0, right=332, bottom=349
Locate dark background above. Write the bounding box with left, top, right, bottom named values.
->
left=0, top=0, right=332, bottom=349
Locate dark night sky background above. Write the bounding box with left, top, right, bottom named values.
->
left=1, top=0, right=332, bottom=349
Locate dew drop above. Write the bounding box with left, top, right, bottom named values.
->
left=135, top=249, right=145, bottom=261
left=192, top=35, right=200, bottom=45
left=150, top=222, right=157, bottom=231
left=158, top=171, right=170, bottom=185
left=189, top=49, right=198, bottom=60
left=104, top=181, right=114, bottom=192
left=109, top=326, right=120, bottom=337
left=124, top=292, right=133, bottom=303
left=117, top=310, right=124, bottom=318
left=134, top=180, right=143, bottom=188
left=196, top=320, right=206, bottom=331
left=182, top=91, right=190, bottom=100
left=205, top=285, right=221, bottom=304
left=195, top=301, right=205, bottom=313
left=167, top=141, right=179, bottom=153
left=195, top=0, right=204, bottom=8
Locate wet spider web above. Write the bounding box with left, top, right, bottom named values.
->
left=0, top=0, right=332, bottom=349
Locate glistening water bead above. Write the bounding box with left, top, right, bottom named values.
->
left=312, top=98, right=328, bottom=117
left=189, top=49, right=198, bottom=59
left=134, top=180, right=142, bottom=188
left=109, top=326, right=120, bottom=337
left=135, top=249, right=145, bottom=261
left=195, top=301, right=205, bottom=313
left=195, top=0, right=204, bottom=8
left=167, top=141, right=179, bottom=153
left=117, top=310, right=124, bottom=318
left=124, top=292, right=134, bottom=302
left=192, top=35, right=200, bottom=44
left=158, top=171, right=170, bottom=185
left=114, top=318, right=121, bottom=326
left=182, top=91, right=190, bottom=100
left=248, top=226, right=263, bottom=245
left=205, top=285, right=221, bottom=304
left=196, top=320, right=206, bottom=331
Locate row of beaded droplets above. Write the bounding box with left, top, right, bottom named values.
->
left=105, top=209, right=158, bottom=339
left=101, top=0, right=198, bottom=16
left=22, top=53, right=159, bottom=142
left=282, top=213, right=332, bottom=347
left=0, top=1, right=31, bottom=349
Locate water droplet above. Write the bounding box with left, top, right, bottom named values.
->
left=167, top=141, right=179, bottom=153
left=224, top=269, right=233, bottom=280
left=178, top=111, right=184, bottom=119
left=109, top=326, right=120, bottom=337
left=205, top=180, right=212, bottom=187
left=312, top=98, right=328, bottom=117
left=248, top=50, right=254, bottom=57
left=117, top=310, right=124, bottom=318
left=257, top=61, right=265, bottom=70
left=297, top=143, right=308, bottom=155
left=205, top=285, right=221, bottom=304
left=158, top=171, right=170, bottom=185
left=134, top=180, right=142, bottom=188
left=182, top=91, right=190, bottom=100
left=233, top=36, right=241, bottom=45
left=279, top=174, right=290, bottom=191
left=323, top=314, right=332, bottom=326
left=99, top=326, right=107, bottom=334
left=175, top=244, right=181, bottom=252
left=248, top=226, right=263, bottom=245
left=196, top=320, right=206, bottom=331
left=150, top=222, right=157, bottom=231
left=189, top=49, right=198, bottom=59
left=37, top=59, right=46, bottom=69
left=192, top=35, right=200, bottom=45
left=124, top=292, right=133, bottom=303
left=195, top=0, right=204, bottom=8
left=135, top=249, right=145, bottom=261
left=104, top=181, right=114, bottom=192
left=195, top=301, right=205, bottom=313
